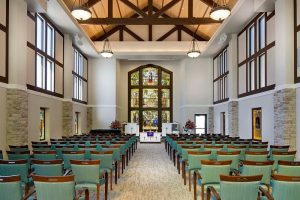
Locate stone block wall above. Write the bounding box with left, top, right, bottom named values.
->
left=208, top=106, right=214, bottom=133
left=6, top=89, right=28, bottom=145
left=63, top=101, right=73, bottom=137
left=274, top=88, right=296, bottom=149
left=228, top=101, right=239, bottom=137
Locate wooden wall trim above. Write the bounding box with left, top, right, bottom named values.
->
left=27, top=84, right=63, bottom=98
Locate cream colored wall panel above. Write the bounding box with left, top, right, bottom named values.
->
left=0, top=0, right=6, bottom=26
left=213, top=59, right=218, bottom=79
left=27, top=48, right=35, bottom=86
left=55, top=65, right=63, bottom=94
left=238, top=31, right=246, bottom=63
left=213, top=82, right=218, bottom=102
left=126, top=25, right=147, bottom=41
left=107, top=31, right=119, bottom=41
left=123, top=32, right=138, bottom=41
left=152, top=25, right=175, bottom=41
left=164, top=32, right=177, bottom=41
left=0, top=31, right=6, bottom=77
left=27, top=16, right=35, bottom=44
left=267, top=16, right=275, bottom=45
left=239, top=65, right=246, bottom=94
left=181, top=32, right=193, bottom=41
left=83, top=81, right=87, bottom=102
left=55, top=33, right=64, bottom=64
left=267, top=47, right=275, bottom=85
left=83, top=58, right=88, bottom=79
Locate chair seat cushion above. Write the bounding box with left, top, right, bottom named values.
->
left=75, top=183, right=97, bottom=191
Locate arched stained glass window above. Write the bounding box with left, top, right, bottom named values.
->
left=128, top=64, right=173, bottom=132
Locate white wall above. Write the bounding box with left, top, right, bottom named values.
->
left=213, top=102, right=228, bottom=134
left=73, top=102, right=88, bottom=134
left=238, top=92, right=274, bottom=143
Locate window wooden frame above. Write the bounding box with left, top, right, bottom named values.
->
left=40, top=108, right=46, bottom=141
left=26, top=12, right=64, bottom=98
left=128, top=64, right=173, bottom=132
left=213, top=45, right=229, bottom=104
left=237, top=12, right=275, bottom=98
left=0, top=0, right=9, bottom=83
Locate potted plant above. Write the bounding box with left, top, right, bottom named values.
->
left=110, top=120, right=122, bottom=129
left=184, top=119, right=195, bottom=134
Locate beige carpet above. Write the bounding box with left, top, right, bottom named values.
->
left=93, top=143, right=194, bottom=200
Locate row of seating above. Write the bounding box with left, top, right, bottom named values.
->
left=0, top=134, right=138, bottom=200
left=165, top=134, right=300, bottom=200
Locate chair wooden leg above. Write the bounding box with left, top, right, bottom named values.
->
left=201, top=185, right=204, bottom=200
left=173, top=150, right=176, bottom=166
left=189, top=171, right=191, bottom=191
left=115, top=161, right=118, bottom=184
left=118, top=161, right=121, bottom=178
left=110, top=170, right=113, bottom=190
left=96, top=184, right=100, bottom=200
left=85, top=189, right=89, bottom=200
left=182, top=160, right=185, bottom=178
left=105, top=172, right=108, bottom=200
left=25, top=183, right=30, bottom=195
left=193, top=171, right=197, bottom=200
left=126, top=150, right=129, bottom=166
left=122, top=155, right=125, bottom=173
left=183, top=161, right=186, bottom=185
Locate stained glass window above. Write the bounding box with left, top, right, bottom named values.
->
left=129, top=65, right=172, bottom=131
left=40, top=108, right=46, bottom=141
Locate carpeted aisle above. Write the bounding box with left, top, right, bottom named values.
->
left=106, top=143, right=194, bottom=200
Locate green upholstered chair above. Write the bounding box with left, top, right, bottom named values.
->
left=32, top=145, right=52, bottom=151
left=9, top=145, right=29, bottom=152
left=187, top=151, right=211, bottom=191
left=277, top=161, right=300, bottom=176
left=204, top=145, right=224, bottom=160
left=77, top=145, right=97, bottom=160
left=32, top=175, right=79, bottom=200
left=270, top=151, right=296, bottom=172
left=62, top=150, right=85, bottom=170
left=0, top=150, right=2, bottom=160
left=270, top=174, right=300, bottom=200
left=0, top=160, right=31, bottom=195
left=33, top=150, right=57, bottom=160
left=240, top=160, right=273, bottom=192
left=269, top=145, right=289, bottom=155
left=32, top=159, right=63, bottom=176
left=244, top=151, right=268, bottom=162
left=216, top=151, right=240, bottom=171
left=251, top=141, right=268, bottom=146
left=6, top=151, right=31, bottom=170
left=55, top=145, right=75, bottom=159
left=248, top=145, right=268, bottom=152
left=0, top=175, right=23, bottom=200
left=32, top=141, right=48, bottom=145
left=194, top=160, right=232, bottom=200
left=206, top=175, right=273, bottom=200
left=227, top=145, right=247, bottom=161
left=181, top=145, right=202, bottom=182
left=91, top=150, right=114, bottom=191
left=70, top=160, right=104, bottom=200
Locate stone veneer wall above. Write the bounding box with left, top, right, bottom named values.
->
left=63, top=101, right=73, bottom=137
left=87, top=107, right=93, bottom=132
left=228, top=101, right=239, bottom=137
left=274, top=88, right=296, bottom=149
left=6, top=89, right=28, bottom=145
left=208, top=106, right=214, bottom=134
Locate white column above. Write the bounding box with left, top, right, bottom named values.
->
left=227, top=34, right=238, bottom=99
left=64, top=34, right=74, bottom=100
left=274, top=0, right=294, bottom=87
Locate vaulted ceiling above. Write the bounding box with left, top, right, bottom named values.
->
left=62, top=0, right=237, bottom=41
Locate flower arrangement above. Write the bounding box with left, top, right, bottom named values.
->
left=110, top=120, right=122, bottom=129
left=184, top=119, right=195, bottom=130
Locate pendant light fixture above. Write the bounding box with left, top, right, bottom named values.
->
left=71, top=0, right=92, bottom=21
left=187, top=39, right=201, bottom=58
left=210, top=0, right=231, bottom=21
left=100, top=39, right=114, bottom=58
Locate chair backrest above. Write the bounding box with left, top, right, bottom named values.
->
left=77, top=145, right=97, bottom=159
left=0, top=175, right=22, bottom=200
left=0, top=160, right=29, bottom=184
left=248, top=145, right=268, bottom=152
left=204, top=145, right=224, bottom=160
left=241, top=160, right=274, bottom=186
left=90, top=151, right=114, bottom=170
left=217, top=151, right=240, bottom=170
left=0, top=150, right=2, bottom=160
left=32, top=145, right=53, bottom=151
left=251, top=141, right=268, bottom=146
left=218, top=175, right=263, bottom=200
left=272, top=174, right=300, bottom=200
left=244, top=151, right=268, bottom=162
left=7, top=150, right=30, bottom=161
left=70, top=160, right=100, bottom=184
left=32, top=141, right=48, bottom=145
left=200, top=160, right=232, bottom=184
left=181, top=145, right=201, bottom=161
left=187, top=151, right=211, bottom=170
left=277, top=161, right=300, bottom=176
left=9, top=145, right=29, bottom=152
left=270, top=151, right=296, bottom=171
left=33, top=175, right=75, bottom=200
left=270, top=145, right=289, bottom=154
left=33, top=150, right=57, bottom=160
left=32, top=159, right=63, bottom=176
left=62, top=151, right=85, bottom=170
left=227, top=145, right=247, bottom=160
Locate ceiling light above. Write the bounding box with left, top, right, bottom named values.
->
left=210, top=0, right=231, bottom=21
left=71, top=0, right=92, bottom=21
left=187, top=39, right=201, bottom=58
left=100, top=39, right=114, bottom=58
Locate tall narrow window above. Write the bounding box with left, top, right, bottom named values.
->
left=47, top=25, right=54, bottom=57
left=46, top=60, right=54, bottom=91
left=220, top=112, right=226, bottom=135
left=36, top=16, right=45, bottom=51
left=73, top=48, right=87, bottom=102
left=195, top=114, right=207, bottom=135
left=258, top=16, right=266, bottom=50
left=36, top=54, right=45, bottom=89
left=40, top=108, right=46, bottom=141
left=248, top=25, right=255, bottom=56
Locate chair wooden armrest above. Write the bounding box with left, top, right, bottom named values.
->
left=194, top=170, right=202, bottom=179
left=22, top=190, right=36, bottom=200
left=207, top=186, right=221, bottom=200
left=231, top=169, right=240, bottom=176
left=259, top=186, right=274, bottom=200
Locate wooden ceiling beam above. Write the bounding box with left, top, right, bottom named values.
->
left=84, top=0, right=102, bottom=8
left=120, top=0, right=148, bottom=17
left=153, top=0, right=181, bottom=17
left=123, top=26, right=144, bottom=41
left=200, top=0, right=217, bottom=8
left=176, top=25, right=207, bottom=41
left=79, top=17, right=221, bottom=25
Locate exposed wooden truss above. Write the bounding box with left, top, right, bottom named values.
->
left=92, top=5, right=209, bottom=41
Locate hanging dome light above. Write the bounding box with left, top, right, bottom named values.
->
left=187, top=39, right=201, bottom=58
left=209, top=0, right=231, bottom=21
left=71, top=0, right=92, bottom=21
left=100, top=39, right=114, bottom=58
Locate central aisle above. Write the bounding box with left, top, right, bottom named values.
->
left=108, top=143, right=193, bottom=200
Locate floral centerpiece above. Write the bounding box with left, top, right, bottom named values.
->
left=184, top=119, right=195, bottom=134
left=110, top=120, right=122, bottom=129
